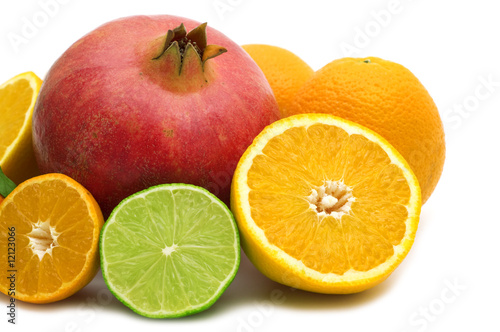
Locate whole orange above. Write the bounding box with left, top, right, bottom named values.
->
left=242, top=44, right=314, bottom=118
left=287, top=57, right=445, bottom=203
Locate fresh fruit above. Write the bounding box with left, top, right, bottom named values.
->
left=0, top=173, right=104, bottom=303
left=242, top=44, right=313, bottom=117
left=100, top=183, right=240, bottom=318
left=33, top=16, right=280, bottom=217
left=231, top=114, right=421, bottom=294
left=287, top=57, right=445, bottom=203
left=0, top=72, right=42, bottom=185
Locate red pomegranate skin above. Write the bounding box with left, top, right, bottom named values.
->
left=33, top=15, right=280, bottom=217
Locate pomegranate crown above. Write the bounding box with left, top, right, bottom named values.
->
left=153, top=22, right=227, bottom=74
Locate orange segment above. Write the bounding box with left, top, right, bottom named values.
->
left=306, top=123, right=350, bottom=181
left=38, top=255, right=63, bottom=294
left=231, top=114, right=421, bottom=294
left=341, top=214, right=394, bottom=272
left=350, top=202, right=408, bottom=245
left=353, top=164, right=412, bottom=205
left=0, top=173, right=104, bottom=303
left=16, top=255, right=40, bottom=297
left=340, top=134, right=393, bottom=185
left=300, top=217, right=350, bottom=275
left=0, top=72, right=42, bottom=184
left=52, top=247, right=87, bottom=283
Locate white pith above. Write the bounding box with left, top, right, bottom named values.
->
left=27, top=220, right=60, bottom=260
left=162, top=244, right=178, bottom=257
left=306, top=180, right=355, bottom=219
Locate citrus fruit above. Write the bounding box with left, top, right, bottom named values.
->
left=0, top=173, right=104, bottom=303
left=287, top=57, right=445, bottom=203
left=100, top=183, right=240, bottom=318
left=0, top=72, right=42, bottom=185
left=231, top=114, right=421, bottom=294
left=242, top=44, right=313, bottom=117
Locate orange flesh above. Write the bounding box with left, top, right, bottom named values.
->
left=0, top=178, right=94, bottom=298
left=246, top=124, right=411, bottom=275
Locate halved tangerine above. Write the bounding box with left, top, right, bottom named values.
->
left=0, top=173, right=104, bottom=303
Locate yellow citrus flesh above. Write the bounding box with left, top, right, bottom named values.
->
left=231, top=114, right=421, bottom=294
left=0, top=174, right=104, bottom=303
left=0, top=72, right=42, bottom=184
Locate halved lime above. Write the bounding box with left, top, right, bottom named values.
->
left=99, top=183, right=240, bottom=318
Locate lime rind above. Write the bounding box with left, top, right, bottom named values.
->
left=100, top=183, right=240, bottom=318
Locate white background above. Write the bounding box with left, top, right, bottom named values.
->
left=1, top=0, right=499, bottom=331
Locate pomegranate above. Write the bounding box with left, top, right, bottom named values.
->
left=33, top=15, right=279, bottom=217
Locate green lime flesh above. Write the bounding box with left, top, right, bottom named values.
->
left=100, top=184, right=240, bottom=318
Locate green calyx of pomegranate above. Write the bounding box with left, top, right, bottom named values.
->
left=153, top=23, right=227, bottom=76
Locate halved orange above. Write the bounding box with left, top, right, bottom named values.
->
left=0, top=173, right=104, bottom=303
left=0, top=72, right=42, bottom=185
left=231, top=114, right=421, bottom=294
